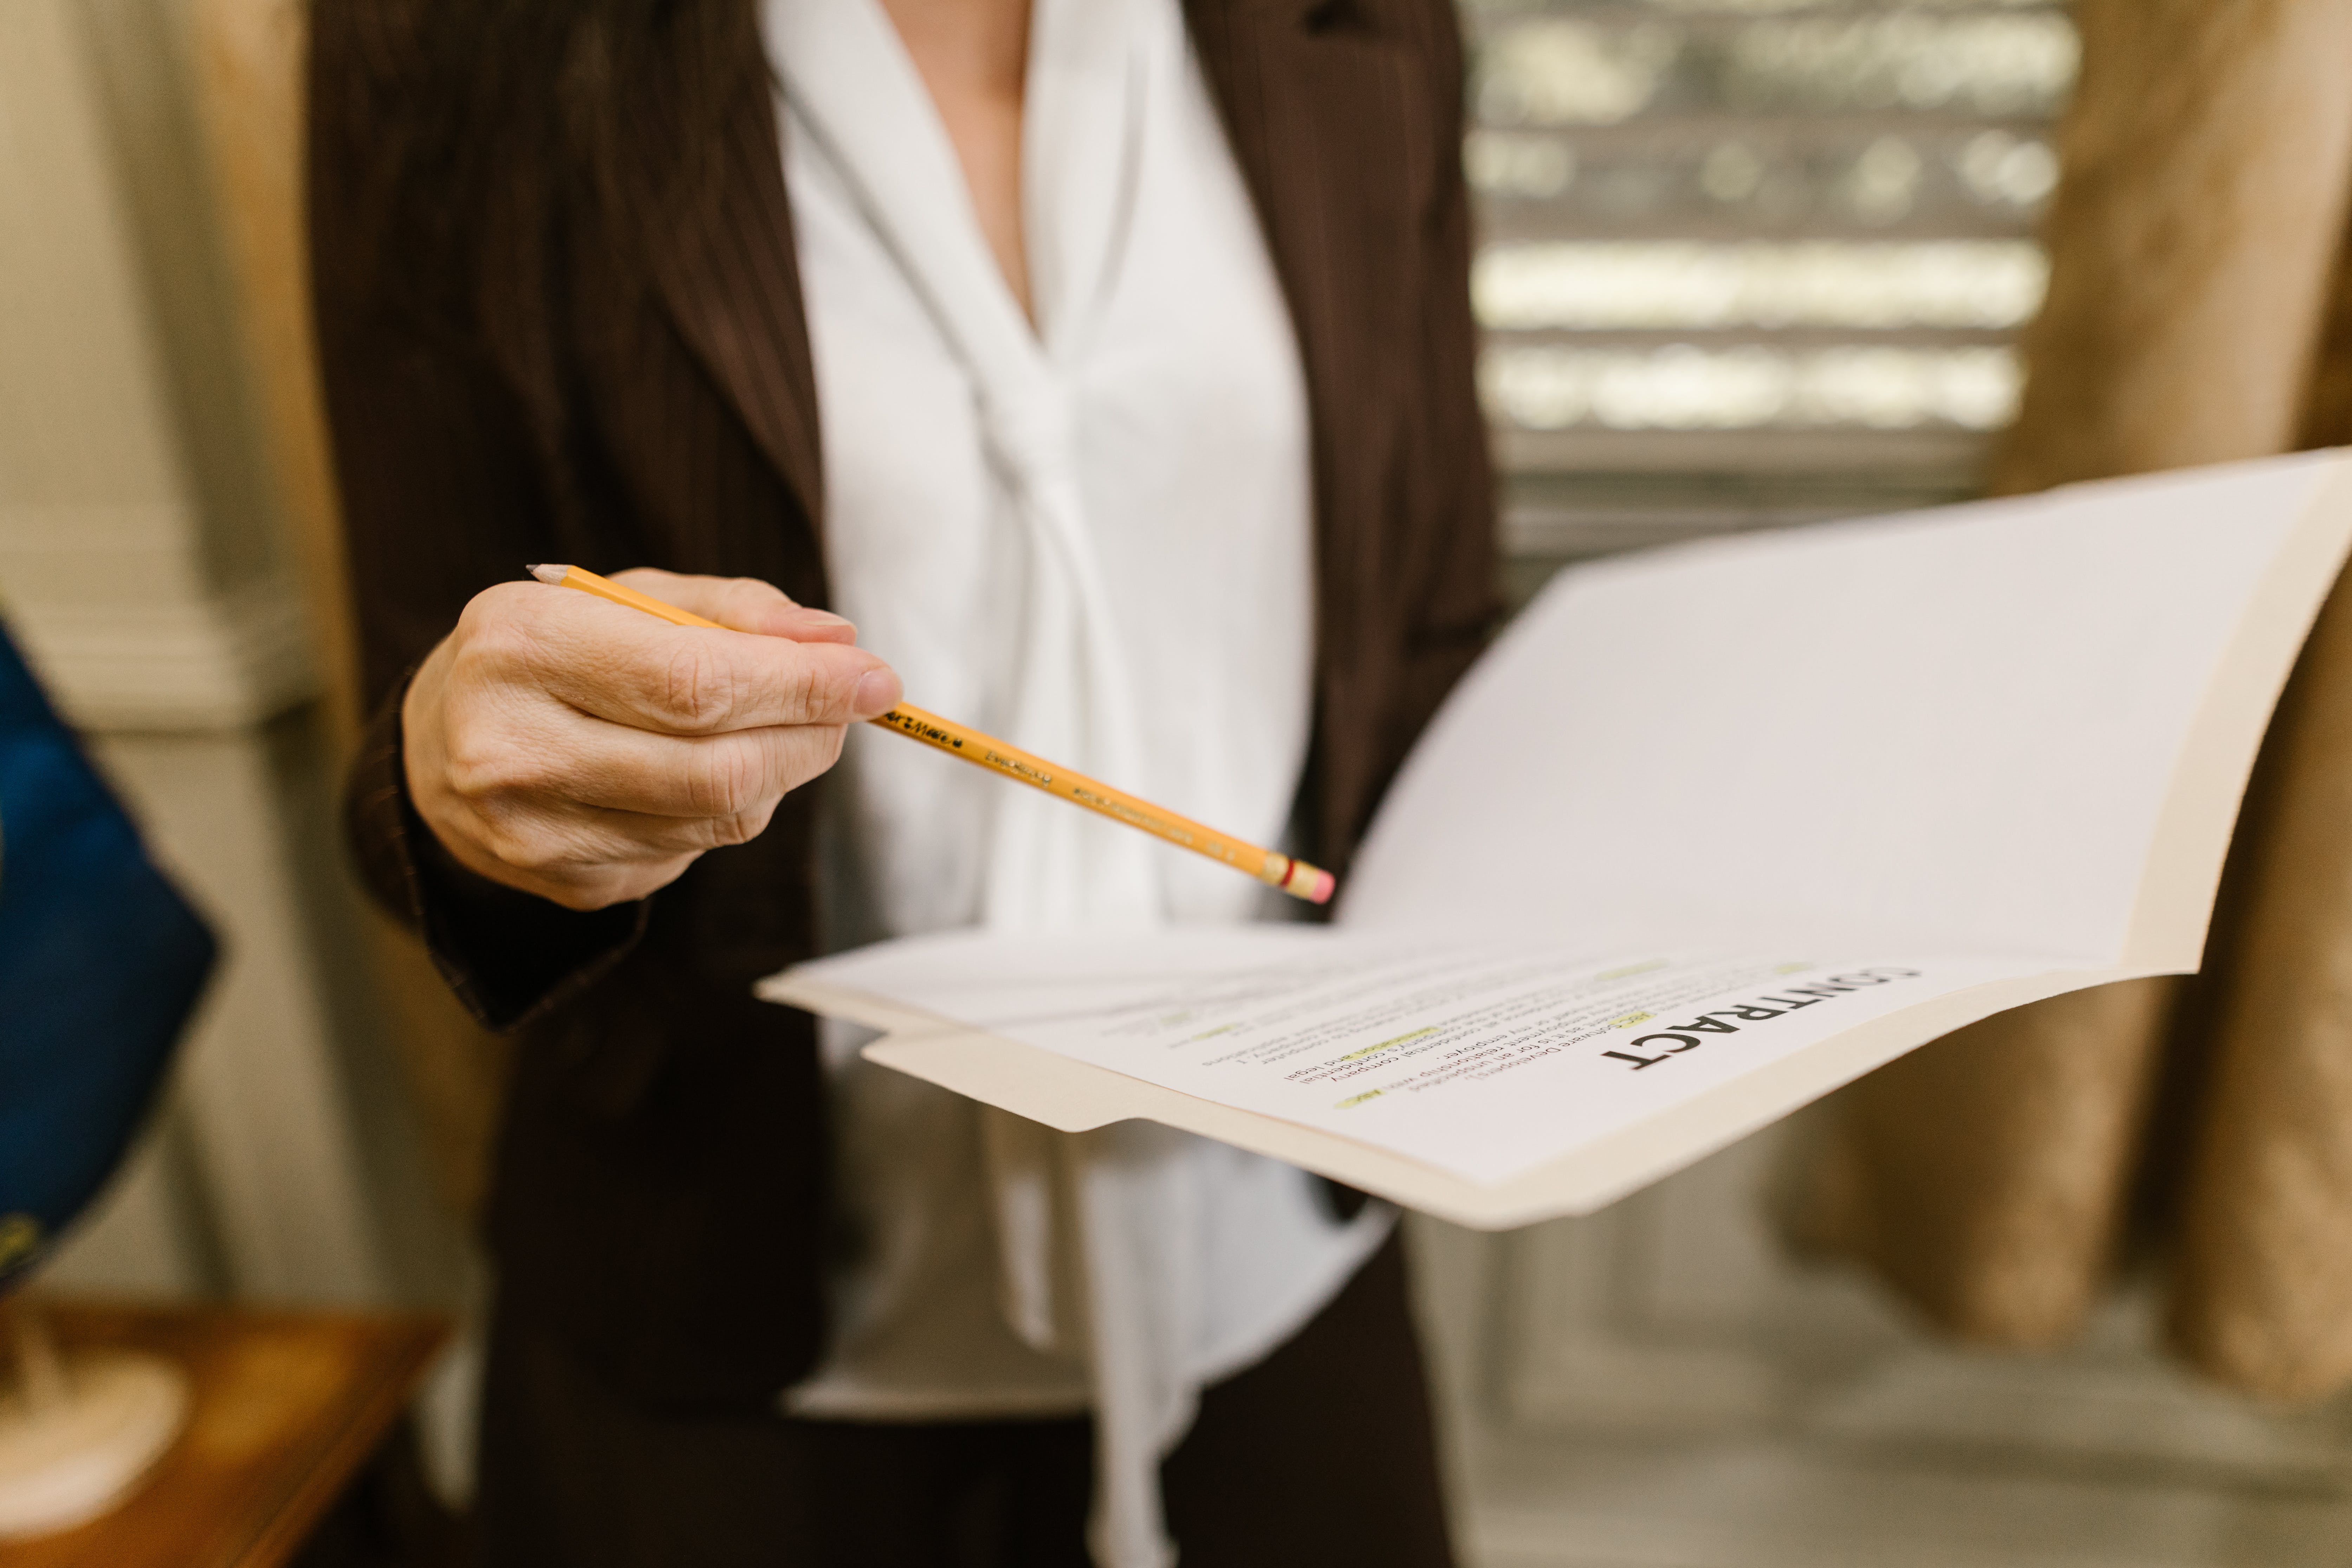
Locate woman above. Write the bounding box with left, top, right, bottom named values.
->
left=311, top=0, right=1495, bottom=1562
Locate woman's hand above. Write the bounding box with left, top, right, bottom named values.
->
left=401, top=569, right=901, bottom=911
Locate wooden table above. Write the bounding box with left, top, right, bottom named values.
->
left=0, top=1301, right=450, bottom=1568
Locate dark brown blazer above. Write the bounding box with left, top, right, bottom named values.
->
left=311, top=0, right=1496, bottom=1414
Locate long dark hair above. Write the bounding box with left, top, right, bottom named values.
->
left=316, top=0, right=762, bottom=326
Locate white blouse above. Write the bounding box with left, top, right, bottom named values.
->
left=763, top=1, right=1395, bottom=1563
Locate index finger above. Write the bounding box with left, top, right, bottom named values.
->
left=493, top=585, right=903, bottom=734
left=607, top=568, right=862, bottom=646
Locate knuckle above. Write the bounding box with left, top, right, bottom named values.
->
left=736, top=578, right=802, bottom=624
left=783, top=655, right=833, bottom=724
left=451, top=616, right=534, bottom=687
left=702, top=808, right=766, bottom=849
left=440, top=744, right=507, bottom=804
left=661, top=643, right=738, bottom=731
left=457, top=583, right=534, bottom=644
left=480, top=818, right=570, bottom=877
left=688, top=739, right=769, bottom=818
left=452, top=589, right=504, bottom=641
left=774, top=724, right=846, bottom=793
left=440, top=723, right=533, bottom=803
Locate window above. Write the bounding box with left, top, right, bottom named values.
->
left=1463, top=0, right=2079, bottom=597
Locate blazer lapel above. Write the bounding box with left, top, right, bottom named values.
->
left=1184, top=0, right=1445, bottom=844
left=606, top=2, right=1436, bottom=738
left=1184, top=0, right=1439, bottom=588
left=622, top=64, right=828, bottom=529
left=613, top=2, right=1432, bottom=595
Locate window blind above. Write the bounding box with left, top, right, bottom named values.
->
left=1464, top=0, right=2078, bottom=594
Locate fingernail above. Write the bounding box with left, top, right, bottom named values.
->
left=853, top=669, right=902, bottom=718
left=795, top=610, right=853, bottom=629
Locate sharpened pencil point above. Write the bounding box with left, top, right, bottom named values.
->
left=527, top=563, right=568, bottom=585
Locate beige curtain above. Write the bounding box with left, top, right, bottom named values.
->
left=1799, top=0, right=2352, bottom=1401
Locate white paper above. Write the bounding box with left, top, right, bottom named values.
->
left=1345, top=456, right=2331, bottom=964
left=791, top=929, right=2055, bottom=1184
left=767, top=452, right=2352, bottom=1217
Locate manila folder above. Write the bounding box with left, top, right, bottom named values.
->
left=763, top=451, right=2352, bottom=1229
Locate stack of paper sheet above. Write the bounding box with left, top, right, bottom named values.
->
left=768, top=451, right=2352, bottom=1227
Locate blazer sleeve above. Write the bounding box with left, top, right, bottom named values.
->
left=1400, top=0, right=1502, bottom=736
left=310, top=5, right=646, bottom=1030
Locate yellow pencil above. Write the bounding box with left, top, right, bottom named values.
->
left=527, top=564, right=1338, bottom=904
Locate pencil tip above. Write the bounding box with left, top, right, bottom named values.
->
left=526, top=563, right=567, bottom=585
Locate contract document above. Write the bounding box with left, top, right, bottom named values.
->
left=765, top=451, right=2352, bottom=1227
